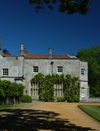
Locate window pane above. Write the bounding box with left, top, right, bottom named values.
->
left=58, top=67, right=63, bottom=72
left=81, top=69, right=85, bottom=75
left=33, top=66, right=38, bottom=72
left=31, top=82, right=39, bottom=96
left=3, top=69, right=8, bottom=76
left=81, top=88, right=85, bottom=97
left=54, top=82, right=63, bottom=97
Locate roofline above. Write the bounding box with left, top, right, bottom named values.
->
left=80, top=60, right=88, bottom=63
left=0, top=54, right=25, bottom=57
left=25, top=58, right=80, bottom=60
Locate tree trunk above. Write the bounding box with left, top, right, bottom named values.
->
left=13, top=97, right=15, bottom=104
left=19, top=96, right=21, bottom=102
left=6, top=97, right=8, bottom=105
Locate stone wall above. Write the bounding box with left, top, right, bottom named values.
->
left=80, top=98, right=100, bottom=103
left=24, top=58, right=81, bottom=96
left=0, top=54, right=24, bottom=82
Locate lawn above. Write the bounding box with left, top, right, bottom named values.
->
left=78, top=105, right=100, bottom=122
left=0, top=104, right=13, bottom=108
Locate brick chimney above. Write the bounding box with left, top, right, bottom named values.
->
left=24, top=48, right=27, bottom=55
left=2, top=49, right=11, bottom=55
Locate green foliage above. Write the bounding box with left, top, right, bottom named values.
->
left=57, top=97, right=66, bottom=102
left=17, top=84, right=25, bottom=97
left=76, top=45, right=100, bottom=98
left=0, top=80, right=5, bottom=98
left=0, top=80, right=25, bottom=100
left=7, top=82, right=18, bottom=97
left=21, top=95, right=32, bottom=103
left=31, top=73, right=80, bottom=102
left=29, top=0, right=91, bottom=15
left=67, top=96, right=75, bottom=102
left=64, top=75, right=80, bottom=102
left=70, top=52, right=75, bottom=56
left=1, top=80, right=11, bottom=98
left=0, top=104, right=13, bottom=109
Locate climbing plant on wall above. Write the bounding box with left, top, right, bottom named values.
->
left=64, top=75, right=80, bottom=102
left=31, top=73, right=80, bottom=102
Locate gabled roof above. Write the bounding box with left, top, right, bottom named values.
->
left=25, top=54, right=72, bottom=59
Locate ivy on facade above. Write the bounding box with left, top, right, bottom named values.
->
left=31, top=73, right=80, bottom=102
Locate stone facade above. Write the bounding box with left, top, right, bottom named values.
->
left=0, top=38, right=89, bottom=101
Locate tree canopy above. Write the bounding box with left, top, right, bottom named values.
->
left=76, top=45, right=100, bottom=97
left=29, top=0, right=92, bottom=14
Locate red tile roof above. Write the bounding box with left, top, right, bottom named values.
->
left=2, top=50, right=11, bottom=55
left=52, top=55, right=70, bottom=59
left=25, top=54, right=48, bottom=58
left=25, top=54, right=71, bottom=59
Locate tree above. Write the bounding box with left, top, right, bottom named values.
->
left=17, top=84, right=25, bottom=102
left=8, top=82, right=19, bottom=104
left=76, top=45, right=100, bottom=97
left=70, top=52, right=75, bottom=56
left=29, top=0, right=92, bottom=15
left=1, top=80, right=11, bottom=104
left=0, top=80, right=6, bottom=98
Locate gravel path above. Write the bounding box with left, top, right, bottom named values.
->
left=0, top=102, right=100, bottom=131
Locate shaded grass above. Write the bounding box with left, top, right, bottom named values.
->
left=78, top=105, right=100, bottom=122
left=0, top=102, right=22, bottom=108
left=0, top=104, right=13, bottom=108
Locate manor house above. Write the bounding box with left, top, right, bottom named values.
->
left=0, top=37, right=89, bottom=102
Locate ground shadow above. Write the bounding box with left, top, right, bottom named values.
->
left=0, top=109, right=96, bottom=131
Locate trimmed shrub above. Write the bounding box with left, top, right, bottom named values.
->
left=21, top=95, right=32, bottom=103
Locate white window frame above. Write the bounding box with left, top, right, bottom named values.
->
left=81, top=88, right=85, bottom=98
left=33, top=66, right=38, bottom=73
left=57, top=66, right=63, bottom=73
left=31, top=82, right=39, bottom=96
left=54, top=82, right=63, bottom=97
left=81, top=69, right=85, bottom=75
left=3, top=69, right=9, bottom=76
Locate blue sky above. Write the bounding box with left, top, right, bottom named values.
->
left=0, top=0, right=100, bottom=56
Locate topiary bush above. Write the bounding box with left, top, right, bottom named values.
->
left=21, top=95, right=32, bottom=103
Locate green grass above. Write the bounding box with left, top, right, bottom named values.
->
left=15, top=102, right=22, bottom=104
left=0, top=104, right=13, bottom=108
left=0, top=102, right=22, bottom=108
left=78, top=105, right=100, bottom=122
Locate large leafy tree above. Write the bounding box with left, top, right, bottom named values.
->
left=76, top=45, right=100, bottom=97
left=29, top=0, right=92, bottom=14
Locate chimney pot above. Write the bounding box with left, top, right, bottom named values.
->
left=20, top=43, right=24, bottom=50
left=20, top=43, right=24, bottom=55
